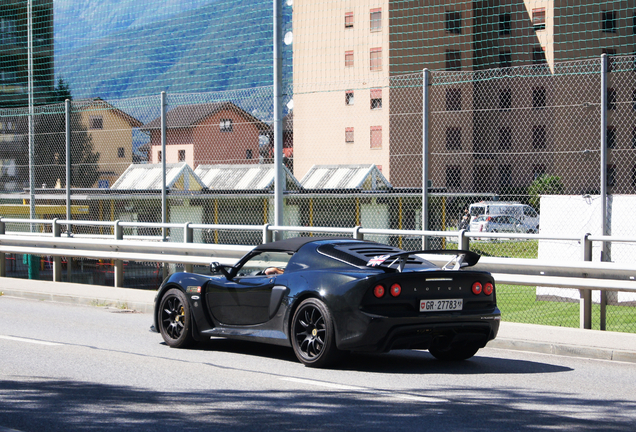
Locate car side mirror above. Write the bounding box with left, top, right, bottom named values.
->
left=210, top=262, right=232, bottom=280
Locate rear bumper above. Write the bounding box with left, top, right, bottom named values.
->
left=337, top=308, right=500, bottom=352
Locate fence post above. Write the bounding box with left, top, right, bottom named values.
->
left=421, top=68, right=430, bottom=250
left=263, top=223, right=273, bottom=244
left=353, top=226, right=363, bottom=240
left=52, top=218, right=62, bottom=282
left=113, top=220, right=124, bottom=287
left=580, top=233, right=592, bottom=329
left=458, top=229, right=470, bottom=251
left=0, top=218, right=5, bottom=277
left=184, top=222, right=193, bottom=273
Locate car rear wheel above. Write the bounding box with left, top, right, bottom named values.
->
left=291, top=298, right=340, bottom=368
left=159, top=288, right=195, bottom=348
left=428, top=345, right=479, bottom=361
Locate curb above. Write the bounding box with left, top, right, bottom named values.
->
left=488, top=338, right=636, bottom=364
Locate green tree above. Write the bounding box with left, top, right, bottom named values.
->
left=19, top=78, right=100, bottom=188
left=528, top=175, right=564, bottom=211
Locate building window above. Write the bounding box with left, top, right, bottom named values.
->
left=499, top=88, right=512, bottom=110
left=220, top=119, right=233, bottom=132
left=345, top=50, right=354, bottom=67
left=607, top=88, right=617, bottom=110
left=445, top=88, right=462, bottom=111
left=89, top=116, right=103, bottom=130
left=533, top=125, right=547, bottom=149
left=602, top=11, right=617, bottom=33
left=158, top=151, right=162, bottom=163
left=345, top=127, right=354, bottom=143
left=607, top=165, right=616, bottom=187
left=246, top=149, right=253, bottom=159
left=445, top=50, right=461, bottom=71
left=446, top=127, right=462, bottom=150
left=370, top=88, right=382, bottom=109
left=345, top=11, right=353, bottom=28
left=532, top=47, right=546, bottom=64
left=499, top=164, right=512, bottom=187
left=445, top=165, right=461, bottom=189
left=602, top=48, right=617, bottom=71
left=607, top=126, right=616, bottom=149
left=499, top=127, right=512, bottom=150
left=532, top=164, right=546, bottom=180
left=499, top=50, right=512, bottom=68
left=0, top=19, right=17, bottom=44
left=370, top=47, right=382, bottom=71
left=345, top=90, right=354, bottom=105
left=178, top=149, right=186, bottom=162
left=499, top=13, right=511, bottom=35
left=370, top=8, right=381, bottom=32
left=117, top=147, right=125, bottom=158
left=533, top=87, right=546, bottom=108
left=446, top=11, right=461, bottom=34
left=533, top=8, right=546, bottom=30
left=370, top=126, right=382, bottom=148
left=633, top=13, right=636, bottom=33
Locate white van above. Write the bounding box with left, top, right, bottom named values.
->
left=468, top=201, right=540, bottom=233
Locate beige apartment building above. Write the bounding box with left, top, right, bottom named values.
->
left=293, top=1, right=636, bottom=194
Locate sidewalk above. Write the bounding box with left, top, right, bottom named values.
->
left=2, top=277, right=636, bottom=364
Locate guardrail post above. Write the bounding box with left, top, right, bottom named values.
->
left=580, top=233, right=592, bottom=329
left=0, top=218, right=5, bottom=277
left=184, top=222, right=193, bottom=273
left=458, top=229, right=470, bottom=251
left=52, top=218, right=62, bottom=282
left=353, top=226, right=363, bottom=240
left=263, top=224, right=273, bottom=244
left=113, top=220, right=124, bottom=287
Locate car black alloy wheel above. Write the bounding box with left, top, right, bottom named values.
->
left=291, top=298, right=340, bottom=368
left=159, top=288, right=195, bottom=348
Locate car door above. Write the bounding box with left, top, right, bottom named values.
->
left=206, top=251, right=291, bottom=325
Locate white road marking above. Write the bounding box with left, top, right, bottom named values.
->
left=0, top=335, right=62, bottom=346
left=280, top=377, right=446, bottom=403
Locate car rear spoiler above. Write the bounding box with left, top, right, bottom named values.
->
left=366, top=249, right=480, bottom=273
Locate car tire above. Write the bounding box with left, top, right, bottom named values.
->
left=158, top=288, right=196, bottom=348
left=428, top=345, right=479, bottom=361
left=291, top=298, right=341, bottom=368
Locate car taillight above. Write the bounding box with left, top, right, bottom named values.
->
left=483, top=282, right=494, bottom=296
left=472, top=282, right=483, bottom=295
left=373, top=285, right=385, bottom=298
left=390, top=283, right=402, bottom=297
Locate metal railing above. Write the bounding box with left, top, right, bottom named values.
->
left=1, top=217, right=635, bottom=331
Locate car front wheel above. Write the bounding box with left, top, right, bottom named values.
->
left=291, top=298, right=340, bottom=368
left=159, top=288, right=196, bottom=348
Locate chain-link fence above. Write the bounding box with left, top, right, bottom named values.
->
left=2, top=53, right=636, bottom=330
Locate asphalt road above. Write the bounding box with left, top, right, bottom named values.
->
left=1, top=296, right=635, bottom=432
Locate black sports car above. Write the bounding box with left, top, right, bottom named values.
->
left=152, top=237, right=500, bottom=367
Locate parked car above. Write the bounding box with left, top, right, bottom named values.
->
left=152, top=237, right=500, bottom=367
left=469, top=201, right=539, bottom=233
left=470, top=215, right=525, bottom=234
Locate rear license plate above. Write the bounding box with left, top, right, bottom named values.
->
left=420, top=299, right=463, bottom=312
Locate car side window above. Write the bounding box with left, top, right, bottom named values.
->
left=235, top=251, right=293, bottom=277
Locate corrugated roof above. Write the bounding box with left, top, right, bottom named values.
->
left=142, top=102, right=269, bottom=131
left=111, top=163, right=206, bottom=191
left=300, top=164, right=392, bottom=190
left=194, top=164, right=301, bottom=191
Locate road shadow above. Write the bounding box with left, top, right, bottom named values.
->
left=183, top=338, right=572, bottom=375
left=0, top=377, right=634, bottom=432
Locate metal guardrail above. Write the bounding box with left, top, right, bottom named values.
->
left=0, top=218, right=635, bottom=331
